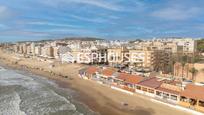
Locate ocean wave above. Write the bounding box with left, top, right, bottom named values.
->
left=0, top=86, right=26, bottom=115
left=0, top=69, right=85, bottom=115
left=0, top=66, right=6, bottom=71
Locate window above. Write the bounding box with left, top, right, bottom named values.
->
left=142, top=87, right=147, bottom=92
left=199, top=100, right=204, bottom=107
left=148, top=89, right=154, bottom=94
left=180, top=96, right=188, bottom=102
left=156, top=91, right=162, bottom=96
left=163, top=93, right=169, bottom=99
left=170, top=95, right=177, bottom=101
left=136, top=86, right=141, bottom=90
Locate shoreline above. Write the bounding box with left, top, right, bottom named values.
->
left=0, top=53, right=132, bottom=115
left=0, top=50, right=193, bottom=115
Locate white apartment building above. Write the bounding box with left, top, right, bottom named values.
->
left=129, top=48, right=171, bottom=72
left=34, top=46, right=41, bottom=56
left=173, top=38, right=197, bottom=53
left=140, top=38, right=197, bottom=54
left=30, top=42, right=35, bottom=55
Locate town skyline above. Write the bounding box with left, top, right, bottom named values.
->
left=1, top=36, right=204, bottom=114
left=1, top=0, right=204, bottom=42
left=1, top=1, right=204, bottom=115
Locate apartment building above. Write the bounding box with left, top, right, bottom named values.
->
left=40, top=45, right=54, bottom=58
left=91, top=47, right=108, bottom=64
left=26, top=45, right=31, bottom=55
left=30, top=42, right=35, bottom=55
left=21, top=43, right=27, bottom=54
left=53, top=46, right=59, bottom=59
left=174, top=38, right=197, bottom=54
left=107, top=46, right=128, bottom=66
left=139, top=38, right=197, bottom=54
left=129, top=47, right=171, bottom=72
left=34, top=46, right=41, bottom=56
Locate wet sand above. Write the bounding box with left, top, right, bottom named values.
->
left=0, top=49, right=193, bottom=115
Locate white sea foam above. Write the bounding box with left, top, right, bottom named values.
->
left=0, top=66, right=5, bottom=72
left=0, top=91, right=26, bottom=115
left=0, top=68, right=85, bottom=115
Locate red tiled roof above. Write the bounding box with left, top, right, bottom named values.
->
left=138, top=77, right=162, bottom=89
left=156, top=87, right=180, bottom=95
left=162, top=79, right=181, bottom=85
left=86, top=66, right=98, bottom=75
left=117, top=73, right=144, bottom=84
left=101, top=68, right=117, bottom=77
left=180, top=84, right=204, bottom=101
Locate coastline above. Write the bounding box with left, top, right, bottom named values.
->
left=0, top=50, right=192, bottom=115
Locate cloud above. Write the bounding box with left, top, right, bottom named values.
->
left=45, top=28, right=95, bottom=34
left=0, top=24, right=5, bottom=28
left=151, top=6, right=201, bottom=20
left=41, top=0, right=122, bottom=11
left=193, top=24, right=204, bottom=31
left=70, top=0, right=121, bottom=11
left=69, top=15, right=108, bottom=23
left=0, top=30, right=49, bottom=37
left=0, top=5, right=11, bottom=20
left=26, top=21, right=82, bottom=28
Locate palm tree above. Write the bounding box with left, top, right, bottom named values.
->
left=189, top=67, right=198, bottom=82
left=181, top=61, right=186, bottom=81
left=171, top=60, right=176, bottom=75
left=201, top=68, right=204, bottom=73
left=180, top=55, right=188, bottom=81
left=133, top=62, right=138, bottom=68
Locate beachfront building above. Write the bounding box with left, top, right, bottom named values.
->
left=14, top=44, right=20, bottom=53
left=52, top=42, right=69, bottom=60
left=112, top=73, right=144, bottom=92
left=14, top=43, right=27, bottom=54
left=155, top=80, right=182, bottom=103
left=26, top=45, right=31, bottom=55
left=30, top=42, right=35, bottom=56
left=22, top=44, right=27, bottom=54
left=46, top=46, right=54, bottom=58
left=179, top=84, right=204, bottom=112
left=78, top=65, right=204, bottom=113
left=80, top=66, right=99, bottom=80
left=128, top=47, right=172, bottom=73
left=58, top=46, right=74, bottom=63
left=107, top=46, right=128, bottom=67
left=40, top=45, right=54, bottom=58
left=96, top=67, right=118, bottom=84
left=53, top=46, right=59, bottom=59
left=136, top=77, right=162, bottom=97
left=34, top=46, right=42, bottom=56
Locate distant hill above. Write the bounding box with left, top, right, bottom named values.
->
left=129, top=39, right=143, bottom=43
left=60, top=37, right=104, bottom=41
left=16, top=37, right=104, bottom=43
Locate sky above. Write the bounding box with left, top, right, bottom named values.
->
left=0, top=0, right=204, bottom=42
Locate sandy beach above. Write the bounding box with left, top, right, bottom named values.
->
left=0, top=49, right=193, bottom=115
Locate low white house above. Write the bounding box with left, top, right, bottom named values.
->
left=60, top=52, right=76, bottom=63
left=58, top=46, right=75, bottom=63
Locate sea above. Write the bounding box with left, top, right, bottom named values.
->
left=0, top=66, right=97, bottom=115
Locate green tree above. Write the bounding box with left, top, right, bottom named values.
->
left=180, top=55, right=188, bottom=80
left=181, top=61, right=186, bottom=80
left=189, top=67, right=198, bottom=82
left=197, top=39, right=204, bottom=52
